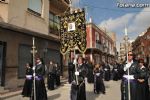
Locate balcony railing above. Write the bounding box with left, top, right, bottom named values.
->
left=96, top=40, right=103, bottom=51
left=49, top=0, right=69, bottom=14
left=49, top=27, right=60, bottom=36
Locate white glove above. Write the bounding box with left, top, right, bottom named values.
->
left=96, top=73, right=100, bottom=76
left=129, top=75, right=134, bottom=79
left=123, top=75, right=134, bottom=79
left=33, top=73, right=36, bottom=77
left=32, top=66, right=36, bottom=70
left=124, top=63, right=132, bottom=71
left=75, top=71, right=79, bottom=75
left=73, top=59, right=77, bottom=64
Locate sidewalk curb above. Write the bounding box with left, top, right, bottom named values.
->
left=0, top=78, right=68, bottom=99
left=0, top=90, right=22, bottom=100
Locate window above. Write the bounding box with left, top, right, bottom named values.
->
left=146, top=35, right=150, bottom=40
left=95, top=32, right=99, bottom=40
left=101, top=37, right=103, bottom=44
left=0, top=0, right=8, bottom=3
left=28, top=0, right=42, bottom=15
left=64, top=0, right=69, bottom=4
left=0, top=0, right=5, bottom=2
left=95, top=32, right=101, bottom=44
left=49, top=12, right=60, bottom=34
left=106, top=40, right=108, bottom=47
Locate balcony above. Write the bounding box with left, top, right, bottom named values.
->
left=96, top=40, right=103, bottom=51
left=49, top=0, right=70, bottom=15
left=49, top=27, right=60, bottom=36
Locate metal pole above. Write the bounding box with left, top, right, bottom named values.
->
left=74, top=49, right=79, bottom=85
left=68, top=0, right=79, bottom=85
left=125, top=27, right=130, bottom=100
left=69, top=0, right=72, bottom=13
left=32, top=37, right=36, bottom=100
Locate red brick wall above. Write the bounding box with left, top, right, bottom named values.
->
left=86, top=26, right=90, bottom=48
left=144, top=31, right=150, bottom=56
left=92, top=28, right=95, bottom=47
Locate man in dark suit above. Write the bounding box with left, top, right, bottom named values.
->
left=71, top=56, right=87, bottom=100
left=68, top=61, right=75, bottom=83
left=121, top=51, right=138, bottom=100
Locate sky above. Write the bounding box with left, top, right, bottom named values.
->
left=71, top=0, right=150, bottom=51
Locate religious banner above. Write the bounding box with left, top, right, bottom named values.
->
left=60, top=8, right=87, bottom=55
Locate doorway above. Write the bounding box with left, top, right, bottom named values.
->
left=0, top=41, right=6, bottom=86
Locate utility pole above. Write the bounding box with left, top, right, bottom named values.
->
left=124, top=27, right=131, bottom=100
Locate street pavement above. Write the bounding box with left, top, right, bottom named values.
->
left=2, top=79, right=121, bottom=100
